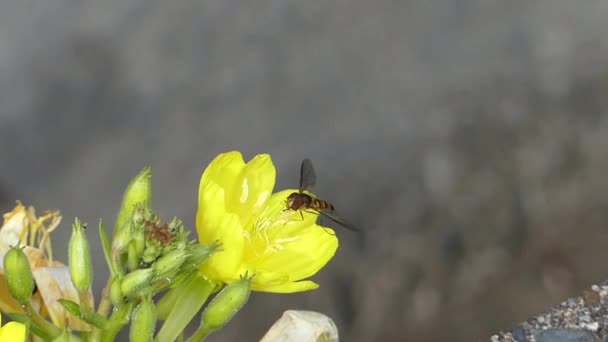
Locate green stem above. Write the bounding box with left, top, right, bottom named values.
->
left=89, top=278, right=113, bottom=342
left=97, top=278, right=114, bottom=317
left=185, top=326, right=211, bottom=342
left=77, top=291, right=92, bottom=342
left=23, top=302, right=63, bottom=338
left=100, top=301, right=135, bottom=342
left=78, top=290, right=92, bottom=316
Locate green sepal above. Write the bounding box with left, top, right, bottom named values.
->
left=57, top=299, right=81, bottom=318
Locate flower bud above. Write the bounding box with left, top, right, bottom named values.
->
left=152, top=249, right=189, bottom=279
left=69, top=219, right=93, bottom=292
left=200, top=274, right=252, bottom=335
left=178, top=243, right=220, bottom=275
left=110, top=276, right=124, bottom=308
left=112, top=220, right=133, bottom=259
left=141, top=243, right=161, bottom=265
left=128, top=242, right=140, bottom=272
left=130, top=298, right=157, bottom=342
left=132, top=228, right=146, bottom=260
left=3, top=246, right=35, bottom=304
left=120, top=269, right=155, bottom=298
left=114, top=167, right=152, bottom=235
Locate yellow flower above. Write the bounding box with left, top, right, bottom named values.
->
left=196, top=151, right=338, bottom=293
left=0, top=312, right=26, bottom=341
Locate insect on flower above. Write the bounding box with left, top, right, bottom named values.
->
left=285, top=159, right=359, bottom=232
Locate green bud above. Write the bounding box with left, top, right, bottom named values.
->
left=114, top=167, right=152, bottom=235
left=3, top=245, right=35, bottom=304
left=179, top=243, right=220, bottom=275
left=133, top=228, right=146, bottom=260
left=200, top=274, right=252, bottom=335
left=69, top=219, right=93, bottom=292
left=152, top=249, right=189, bottom=279
left=112, top=219, right=133, bottom=259
left=130, top=297, right=157, bottom=342
left=110, top=276, right=124, bottom=308
left=141, top=243, right=161, bottom=265
left=120, top=269, right=155, bottom=298
left=127, top=242, right=139, bottom=272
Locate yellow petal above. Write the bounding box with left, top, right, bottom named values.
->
left=199, top=151, right=246, bottom=202
left=197, top=182, right=245, bottom=281
left=254, top=280, right=319, bottom=293
left=254, top=189, right=318, bottom=233
left=253, top=223, right=338, bottom=281
left=242, top=268, right=289, bottom=288
left=228, top=154, right=276, bottom=225
left=197, top=180, right=229, bottom=240
left=0, top=321, right=26, bottom=341
left=245, top=190, right=338, bottom=281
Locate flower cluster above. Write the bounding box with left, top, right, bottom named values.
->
left=0, top=151, right=341, bottom=341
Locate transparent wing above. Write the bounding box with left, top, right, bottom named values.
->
left=318, top=209, right=360, bottom=232
left=299, top=158, right=316, bottom=191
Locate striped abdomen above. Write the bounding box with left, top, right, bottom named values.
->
left=310, top=198, right=335, bottom=211
left=286, top=192, right=335, bottom=212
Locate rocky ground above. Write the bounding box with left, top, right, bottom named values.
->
left=492, top=281, right=608, bottom=342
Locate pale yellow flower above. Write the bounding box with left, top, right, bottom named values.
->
left=196, top=151, right=338, bottom=293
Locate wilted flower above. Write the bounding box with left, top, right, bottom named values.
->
left=0, top=202, right=92, bottom=330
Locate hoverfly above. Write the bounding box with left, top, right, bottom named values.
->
left=285, top=158, right=359, bottom=232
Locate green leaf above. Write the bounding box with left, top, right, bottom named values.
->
left=58, top=299, right=82, bottom=317
left=98, top=220, right=115, bottom=276
left=155, top=274, right=214, bottom=342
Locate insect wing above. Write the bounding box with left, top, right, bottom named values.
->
left=318, top=209, right=360, bottom=232
left=299, top=158, right=317, bottom=191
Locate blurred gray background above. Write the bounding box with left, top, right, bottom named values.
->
left=2, top=1, right=608, bottom=341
